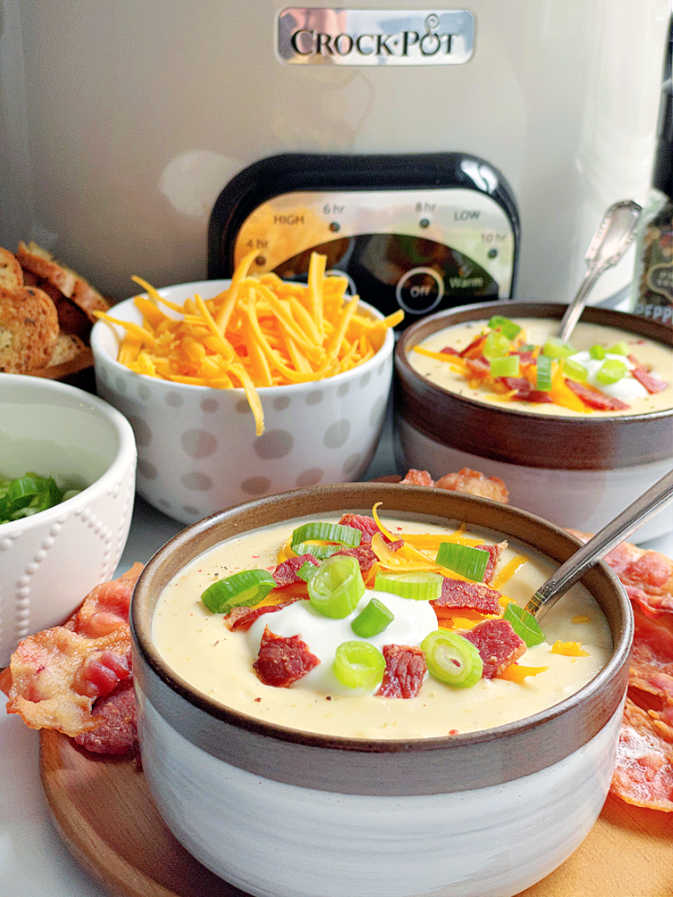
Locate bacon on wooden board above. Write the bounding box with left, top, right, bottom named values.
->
left=376, top=644, right=427, bottom=699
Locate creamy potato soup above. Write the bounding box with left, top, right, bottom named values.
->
left=410, top=317, right=673, bottom=417
left=152, top=512, right=612, bottom=739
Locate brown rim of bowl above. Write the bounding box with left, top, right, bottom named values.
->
left=395, top=302, right=673, bottom=471
left=131, top=482, right=632, bottom=796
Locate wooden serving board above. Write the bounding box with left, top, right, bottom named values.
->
left=40, top=730, right=673, bottom=897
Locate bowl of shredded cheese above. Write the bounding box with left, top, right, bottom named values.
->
left=90, top=253, right=400, bottom=523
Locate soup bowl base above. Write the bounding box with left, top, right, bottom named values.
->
left=138, top=689, right=622, bottom=897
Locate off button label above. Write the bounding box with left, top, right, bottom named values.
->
left=396, top=267, right=444, bottom=314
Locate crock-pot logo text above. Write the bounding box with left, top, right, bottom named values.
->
left=278, top=9, right=475, bottom=66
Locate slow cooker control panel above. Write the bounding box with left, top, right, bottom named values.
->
left=209, top=153, right=519, bottom=321
left=233, top=188, right=516, bottom=315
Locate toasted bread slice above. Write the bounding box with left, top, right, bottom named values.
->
left=70, top=274, right=109, bottom=321
left=29, top=334, right=93, bottom=379
left=15, top=241, right=77, bottom=298
left=0, top=285, right=59, bottom=373
left=0, top=248, right=23, bottom=292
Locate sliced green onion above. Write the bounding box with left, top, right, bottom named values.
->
left=291, top=521, right=361, bottom=559
left=542, top=337, right=575, bottom=359
left=436, top=542, right=490, bottom=582
left=503, top=603, right=546, bottom=647
left=297, top=561, right=318, bottom=582
left=374, top=571, right=443, bottom=601
left=589, top=344, right=607, bottom=360
left=490, top=355, right=520, bottom=378
left=483, top=330, right=512, bottom=359
left=291, top=521, right=361, bottom=549
left=308, top=555, right=365, bottom=618
left=0, top=472, right=69, bottom=524
left=596, top=358, right=627, bottom=385
left=562, top=358, right=588, bottom=382
left=519, top=343, right=535, bottom=353
left=608, top=341, right=629, bottom=356
left=421, top=630, right=483, bottom=688
left=201, top=569, right=277, bottom=614
left=351, top=598, right=394, bottom=637
left=487, top=315, right=522, bottom=340
left=535, top=354, right=552, bottom=391
left=333, top=640, right=385, bottom=689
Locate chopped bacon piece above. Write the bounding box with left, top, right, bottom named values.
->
left=435, top=467, right=509, bottom=504
left=465, top=356, right=490, bottom=378
left=272, top=554, right=318, bottom=586
left=338, top=513, right=381, bottom=543
left=499, top=377, right=553, bottom=403
left=477, top=541, right=507, bottom=584
left=431, top=578, right=501, bottom=615
left=224, top=596, right=306, bottom=632
left=515, top=350, right=536, bottom=365
left=628, top=355, right=668, bottom=394
left=253, top=626, right=320, bottom=687
left=464, top=619, right=525, bottom=679
left=399, top=468, right=435, bottom=487
left=597, top=538, right=673, bottom=616
left=565, top=379, right=630, bottom=411
left=72, top=680, right=138, bottom=756
left=334, top=544, right=379, bottom=579
left=459, top=334, right=487, bottom=358
left=611, top=698, right=673, bottom=812
left=376, top=644, right=427, bottom=698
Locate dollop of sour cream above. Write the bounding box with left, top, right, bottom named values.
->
left=247, top=590, right=438, bottom=696
left=568, top=350, right=648, bottom=403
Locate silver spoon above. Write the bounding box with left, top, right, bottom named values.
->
left=557, top=199, right=642, bottom=344
left=525, top=467, right=673, bottom=620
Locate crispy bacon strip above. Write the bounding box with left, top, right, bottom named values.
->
left=376, top=644, right=427, bottom=698
left=565, top=379, right=630, bottom=411
left=628, top=355, right=668, bottom=394
left=3, top=564, right=142, bottom=740
left=72, top=680, right=138, bottom=756
left=611, top=698, right=673, bottom=811
left=435, top=468, right=509, bottom=504
left=399, top=469, right=435, bottom=487
left=224, top=596, right=306, bottom=632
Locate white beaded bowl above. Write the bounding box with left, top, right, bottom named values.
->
left=90, top=280, right=394, bottom=524
left=0, top=374, right=136, bottom=666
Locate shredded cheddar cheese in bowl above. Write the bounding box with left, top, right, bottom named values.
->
left=94, top=252, right=403, bottom=435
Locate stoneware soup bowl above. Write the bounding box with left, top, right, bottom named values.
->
left=131, top=482, right=632, bottom=897
left=395, top=301, right=673, bottom=542
left=91, top=280, right=394, bottom=524
left=0, top=374, right=136, bottom=666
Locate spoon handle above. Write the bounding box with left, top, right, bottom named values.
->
left=525, top=468, right=673, bottom=619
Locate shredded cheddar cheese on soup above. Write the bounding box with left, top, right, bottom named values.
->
left=95, top=252, right=403, bottom=435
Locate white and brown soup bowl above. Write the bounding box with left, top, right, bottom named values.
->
left=130, top=483, right=632, bottom=897
left=395, top=302, right=673, bottom=541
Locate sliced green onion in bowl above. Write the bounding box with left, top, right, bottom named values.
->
left=596, top=358, right=627, bottom=385
left=201, top=569, right=277, bottom=614
left=542, top=337, right=575, bottom=359
left=333, top=640, right=385, bottom=689
left=519, top=343, right=535, bottom=353
left=562, top=358, right=588, bottom=382
left=351, top=598, right=394, bottom=637
left=291, top=521, right=361, bottom=550
left=535, top=354, right=552, bottom=391
left=0, top=472, right=72, bottom=524
left=292, top=542, right=343, bottom=559
left=487, top=315, right=521, bottom=340
left=374, top=571, right=444, bottom=601
left=503, top=603, right=546, bottom=647
left=607, top=341, right=629, bottom=355
left=308, top=555, right=365, bottom=618
left=483, top=331, right=512, bottom=359
left=436, top=542, right=490, bottom=582
left=589, top=344, right=607, bottom=360
left=490, top=355, right=520, bottom=378
left=421, top=629, right=483, bottom=688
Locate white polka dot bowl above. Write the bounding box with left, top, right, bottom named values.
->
left=90, top=280, right=394, bottom=524
left=0, top=374, right=137, bottom=666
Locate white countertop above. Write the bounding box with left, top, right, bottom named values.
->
left=2, top=421, right=672, bottom=896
